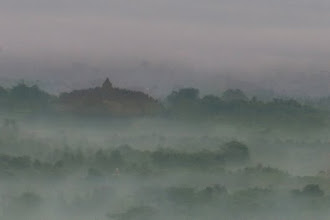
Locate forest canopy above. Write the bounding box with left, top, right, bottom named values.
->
left=0, top=79, right=327, bottom=128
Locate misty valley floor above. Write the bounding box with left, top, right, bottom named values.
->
left=0, top=117, right=330, bottom=220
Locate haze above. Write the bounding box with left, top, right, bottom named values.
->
left=1, top=0, right=330, bottom=96
left=2, top=2, right=330, bottom=218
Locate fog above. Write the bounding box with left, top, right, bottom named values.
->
left=1, top=0, right=330, bottom=219
left=1, top=0, right=330, bottom=96
left=0, top=114, right=329, bottom=220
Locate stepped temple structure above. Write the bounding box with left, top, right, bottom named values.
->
left=59, top=78, right=163, bottom=116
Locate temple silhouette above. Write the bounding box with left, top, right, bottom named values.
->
left=58, top=78, right=163, bottom=116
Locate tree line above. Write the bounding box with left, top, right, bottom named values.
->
left=0, top=83, right=327, bottom=127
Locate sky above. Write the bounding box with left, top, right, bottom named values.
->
left=1, top=0, right=330, bottom=97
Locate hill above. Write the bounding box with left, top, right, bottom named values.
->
left=58, top=78, right=163, bottom=116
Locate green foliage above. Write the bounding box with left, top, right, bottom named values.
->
left=167, top=88, right=200, bottom=104
left=0, top=126, right=328, bottom=220
left=222, top=89, right=248, bottom=102
left=230, top=187, right=273, bottom=211
left=0, top=81, right=326, bottom=129
left=0, top=86, right=7, bottom=97
left=0, top=139, right=252, bottom=177
left=222, top=141, right=250, bottom=164
left=151, top=148, right=225, bottom=169
left=0, top=154, right=31, bottom=169
left=165, top=87, right=325, bottom=128
left=0, top=83, right=53, bottom=112
left=200, top=95, right=222, bottom=115
left=166, top=88, right=201, bottom=118
left=292, top=184, right=325, bottom=197
left=197, top=184, right=228, bottom=202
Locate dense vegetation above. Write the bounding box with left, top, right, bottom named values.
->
left=166, top=88, right=325, bottom=128
left=0, top=84, right=54, bottom=112
left=0, top=80, right=327, bottom=129
left=0, top=119, right=330, bottom=220
left=0, top=80, right=330, bottom=219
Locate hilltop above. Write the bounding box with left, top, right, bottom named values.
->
left=58, top=78, right=163, bottom=116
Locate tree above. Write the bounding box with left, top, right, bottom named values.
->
left=166, top=88, right=201, bottom=117
left=8, top=83, right=52, bottom=110
left=222, top=89, right=248, bottom=102
left=200, top=95, right=222, bottom=115
left=0, top=86, right=7, bottom=96
left=222, top=141, right=250, bottom=164
left=167, top=88, right=199, bottom=104
left=301, top=184, right=324, bottom=197
left=0, top=86, right=8, bottom=107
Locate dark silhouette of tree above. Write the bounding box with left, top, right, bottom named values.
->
left=222, top=89, right=248, bottom=102
left=166, top=88, right=201, bottom=117
left=0, top=86, right=7, bottom=96
left=301, top=184, right=324, bottom=197
left=167, top=88, right=199, bottom=104
left=222, top=141, right=250, bottom=164
left=200, top=95, right=222, bottom=115
left=292, top=184, right=324, bottom=197
left=6, top=83, right=52, bottom=111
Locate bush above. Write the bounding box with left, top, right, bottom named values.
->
left=222, top=141, right=250, bottom=164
